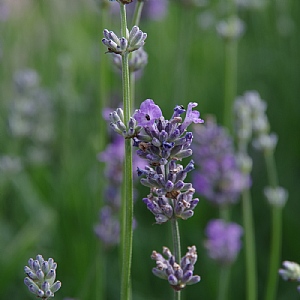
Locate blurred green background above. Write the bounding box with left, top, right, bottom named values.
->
left=0, top=0, right=299, bottom=299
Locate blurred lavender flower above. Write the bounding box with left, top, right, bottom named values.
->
left=95, top=134, right=144, bottom=247
left=8, top=69, right=55, bottom=165
left=192, top=117, right=250, bottom=206
left=279, top=261, right=300, bottom=293
left=151, top=246, right=201, bottom=291
left=112, top=47, right=148, bottom=73
left=110, top=0, right=168, bottom=21
left=216, top=16, right=245, bottom=40
left=24, top=255, right=61, bottom=299
left=204, top=219, right=243, bottom=265
left=235, top=91, right=278, bottom=153
left=264, top=186, right=288, bottom=208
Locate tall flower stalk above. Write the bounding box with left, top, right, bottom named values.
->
left=234, top=95, right=257, bottom=300
left=102, top=1, right=147, bottom=298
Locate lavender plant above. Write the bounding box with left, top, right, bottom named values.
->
left=24, top=255, right=61, bottom=299
left=234, top=90, right=288, bottom=300
left=109, top=99, right=203, bottom=298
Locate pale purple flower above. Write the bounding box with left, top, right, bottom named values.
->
left=151, top=246, right=201, bottom=291
left=181, top=102, right=204, bottom=131
left=204, top=219, right=243, bottom=265
left=133, top=99, right=162, bottom=127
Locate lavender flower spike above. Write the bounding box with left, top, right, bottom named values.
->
left=204, top=219, right=243, bottom=266
left=24, top=255, right=61, bottom=299
left=151, top=246, right=201, bottom=291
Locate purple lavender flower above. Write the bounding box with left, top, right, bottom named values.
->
left=192, top=117, right=249, bottom=206
left=131, top=100, right=203, bottom=223
left=204, top=219, right=243, bottom=265
left=151, top=246, right=201, bottom=291
left=133, top=99, right=162, bottom=127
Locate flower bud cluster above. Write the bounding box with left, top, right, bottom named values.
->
left=234, top=91, right=278, bottom=152
left=24, top=255, right=61, bottom=299
left=216, top=16, right=245, bottom=40
left=109, top=107, right=141, bottom=138
left=279, top=261, right=300, bottom=293
left=264, top=186, right=288, bottom=208
left=102, top=26, right=147, bottom=55
left=151, top=246, right=201, bottom=291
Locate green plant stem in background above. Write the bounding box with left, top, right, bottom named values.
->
left=119, top=3, right=134, bottom=300
left=264, top=151, right=281, bottom=300
left=242, top=188, right=257, bottom=300
left=217, top=265, right=230, bottom=300
left=171, top=217, right=181, bottom=300
left=223, top=39, right=237, bottom=132
left=129, top=0, right=145, bottom=111
left=131, top=0, right=144, bottom=28
left=218, top=206, right=231, bottom=300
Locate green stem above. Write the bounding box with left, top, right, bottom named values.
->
left=171, top=217, right=181, bottom=300
left=264, top=151, right=281, bottom=300
left=223, top=0, right=238, bottom=132
left=119, top=3, right=133, bottom=300
left=242, top=188, right=257, bottom=300
left=131, top=0, right=144, bottom=27
left=223, top=38, right=237, bottom=132
left=218, top=206, right=231, bottom=300
left=217, top=265, right=231, bottom=300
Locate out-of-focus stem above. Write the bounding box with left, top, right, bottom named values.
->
left=264, top=150, right=281, bottom=300
left=242, top=188, right=257, bottom=300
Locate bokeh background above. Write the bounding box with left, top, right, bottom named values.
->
left=0, top=0, right=299, bottom=299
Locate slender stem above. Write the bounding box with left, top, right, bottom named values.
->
left=242, top=188, right=257, bottom=300
left=119, top=3, right=133, bottom=300
left=218, top=206, right=231, bottom=300
left=223, top=39, right=237, bottom=132
left=217, top=265, right=230, bottom=300
left=264, top=150, right=281, bottom=300
left=131, top=0, right=144, bottom=27
left=171, top=217, right=181, bottom=300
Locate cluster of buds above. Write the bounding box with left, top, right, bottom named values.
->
left=109, top=107, right=141, bottom=138
left=279, top=261, right=300, bottom=293
left=264, top=186, right=288, bottom=208
left=102, top=25, right=147, bottom=55
left=151, top=246, right=201, bottom=291
left=234, top=91, right=278, bottom=152
left=24, top=255, right=61, bottom=299
left=216, top=16, right=245, bottom=41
